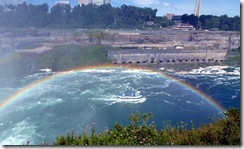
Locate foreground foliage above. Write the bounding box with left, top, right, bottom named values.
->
left=53, top=108, right=240, bottom=145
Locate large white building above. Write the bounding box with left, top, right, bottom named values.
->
left=78, top=0, right=110, bottom=6
left=78, top=0, right=91, bottom=5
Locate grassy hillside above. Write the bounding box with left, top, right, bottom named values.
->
left=36, top=45, right=110, bottom=71
left=222, top=48, right=240, bottom=67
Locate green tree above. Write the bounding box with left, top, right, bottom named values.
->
left=195, top=21, right=202, bottom=30
left=27, top=3, right=49, bottom=27
left=233, top=16, right=240, bottom=31
left=181, top=14, right=199, bottom=27
left=160, top=16, right=170, bottom=27
left=219, top=15, right=230, bottom=30
left=49, top=4, right=71, bottom=27
left=15, top=2, right=29, bottom=27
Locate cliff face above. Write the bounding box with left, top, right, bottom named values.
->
left=100, top=30, right=240, bottom=50
left=0, top=29, right=240, bottom=54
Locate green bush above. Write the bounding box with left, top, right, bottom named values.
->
left=53, top=109, right=240, bottom=145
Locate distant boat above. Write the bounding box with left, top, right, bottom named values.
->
left=117, top=91, right=142, bottom=101
left=39, top=68, right=52, bottom=73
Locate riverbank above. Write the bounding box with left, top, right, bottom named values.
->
left=0, top=45, right=240, bottom=78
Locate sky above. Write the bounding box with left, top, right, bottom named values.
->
left=0, top=0, right=241, bottom=17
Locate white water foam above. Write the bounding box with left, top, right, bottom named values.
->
left=164, top=100, right=175, bottom=105
left=0, top=120, right=36, bottom=145
left=180, top=108, right=191, bottom=112
left=16, top=97, right=63, bottom=112
left=154, top=91, right=172, bottom=96
left=186, top=100, right=205, bottom=106
left=82, top=69, right=116, bottom=73
left=80, top=90, right=93, bottom=95
left=176, top=66, right=240, bottom=76
left=40, top=98, right=63, bottom=106
left=121, top=69, right=143, bottom=73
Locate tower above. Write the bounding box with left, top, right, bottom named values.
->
left=194, top=0, right=200, bottom=17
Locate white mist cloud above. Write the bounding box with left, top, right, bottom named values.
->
left=132, top=0, right=160, bottom=6
left=162, top=1, right=178, bottom=10
left=0, top=0, right=24, bottom=5
left=163, top=2, right=170, bottom=7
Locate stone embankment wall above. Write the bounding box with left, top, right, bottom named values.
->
left=108, top=49, right=227, bottom=64
left=0, top=29, right=240, bottom=54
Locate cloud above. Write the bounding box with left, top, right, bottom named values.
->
left=162, top=1, right=178, bottom=10
left=0, top=0, right=24, bottom=5
left=163, top=2, right=170, bottom=7
left=132, top=0, right=160, bottom=6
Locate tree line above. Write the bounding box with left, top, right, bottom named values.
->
left=0, top=2, right=240, bottom=31
left=181, top=14, right=240, bottom=31
left=0, top=2, right=157, bottom=29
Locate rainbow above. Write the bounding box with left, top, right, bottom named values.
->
left=0, top=64, right=226, bottom=112
left=0, top=52, right=21, bottom=65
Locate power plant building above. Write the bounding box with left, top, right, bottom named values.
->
left=78, top=0, right=110, bottom=6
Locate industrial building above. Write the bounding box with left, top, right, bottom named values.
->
left=108, top=49, right=227, bottom=64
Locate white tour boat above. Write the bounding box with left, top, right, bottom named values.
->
left=117, top=91, right=142, bottom=101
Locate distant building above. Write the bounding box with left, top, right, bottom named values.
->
left=166, top=13, right=175, bottom=20
left=78, top=0, right=110, bottom=6
left=55, top=0, right=69, bottom=6
left=78, top=0, right=91, bottom=5
left=170, top=23, right=195, bottom=31
left=92, top=0, right=103, bottom=5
